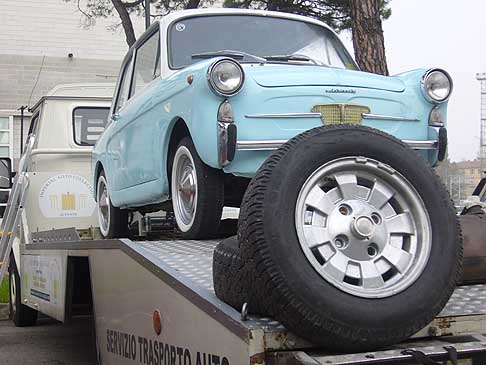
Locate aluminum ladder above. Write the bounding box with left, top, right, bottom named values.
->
left=0, top=137, right=34, bottom=279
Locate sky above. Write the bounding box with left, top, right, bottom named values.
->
left=340, top=0, right=486, bottom=162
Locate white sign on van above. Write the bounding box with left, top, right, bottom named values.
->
left=24, top=255, right=62, bottom=305
left=38, top=174, right=96, bottom=218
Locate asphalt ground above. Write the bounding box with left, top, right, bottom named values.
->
left=0, top=316, right=97, bottom=365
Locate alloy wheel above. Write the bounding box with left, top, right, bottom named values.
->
left=295, top=156, right=431, bottom=298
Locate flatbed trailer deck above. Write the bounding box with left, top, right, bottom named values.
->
left=21, top=233, right=486, bottom=365
left=3, top=84, right=483, bottom=365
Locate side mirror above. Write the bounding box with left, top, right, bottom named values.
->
left=0, top=158, right=12, bottom=189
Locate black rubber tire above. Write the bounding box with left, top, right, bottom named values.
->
left=172, top=137, right=224, bottom=239
left=97, top=171, right=128, bottom=239
left=238, top=125, right=462, bottom=352
left=9, top=254, right=38, bottom=327
left=213, top=236, right=268, bottom=315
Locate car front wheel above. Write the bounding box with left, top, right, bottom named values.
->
left=171, top=137, right=224, bottom=239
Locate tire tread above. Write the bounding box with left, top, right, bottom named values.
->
left=238, top=125, right=462, bottom=351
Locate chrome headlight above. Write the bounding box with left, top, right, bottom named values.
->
left=421, top=68, right=453, bottom=103
left=208, top=59, right=244, bottom=96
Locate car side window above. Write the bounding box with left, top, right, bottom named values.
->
left=114, top=56, right=133, bottom=114
left=130, top=30, right=160, bottom=97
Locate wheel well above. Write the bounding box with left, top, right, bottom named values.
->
left=93, top=162, right=104, bottom=200
left=65, top=257, right=93, bottom=321
left=167, top=119, right=190, bottom=179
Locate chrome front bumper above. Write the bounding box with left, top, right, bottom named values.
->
left=236, top=139, right=438, bottom=151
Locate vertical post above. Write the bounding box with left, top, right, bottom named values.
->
left=459, top=175, right=462, bottom=201
left=145, top=0, right=150, bottom=30
left=17, top=105, right=27, bottom=154
left=476, top=73, right=486, bottom=178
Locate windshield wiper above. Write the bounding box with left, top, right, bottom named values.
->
left=264, top=54, right=319, bottom=65
left=191, top=50, right=266, bottom=63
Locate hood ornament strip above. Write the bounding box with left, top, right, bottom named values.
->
left=245, top=113, right=321, bottom=118
left=362, top=113, right=419, bottom=122
left=245, top=112, right=419, bottom=122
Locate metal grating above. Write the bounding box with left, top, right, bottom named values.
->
left=136, top=240, right=486, bottom=329
left=444, top=284, right=486, bottom=316
left=311, top=104, right=370, bottom=125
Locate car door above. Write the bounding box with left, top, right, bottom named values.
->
left=116, top=28, right=162, bottom=190
left=104, top=52, right=134, bottom=192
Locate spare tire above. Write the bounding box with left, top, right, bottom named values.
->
left=238, top=125, right=462, bottom=351
left=213, top=236, right=268, bottom=315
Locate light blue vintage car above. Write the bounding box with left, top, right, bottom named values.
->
left=93, top=8, right=452, bottom=239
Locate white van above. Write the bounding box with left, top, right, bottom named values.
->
left=24, top=83, right=113, bottom=234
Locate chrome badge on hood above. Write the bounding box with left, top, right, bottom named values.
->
left=325, top=88, right=357, bottom=94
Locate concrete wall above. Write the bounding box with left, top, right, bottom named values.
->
left=0, top=0, right=147, bottom=110
left=0, top=54, right=120, bottom=110
left=0, top=0, right=146, bottom=171
left=0, top=0, right=141, bottom=61
left=0, top=54, right=120, bottom=170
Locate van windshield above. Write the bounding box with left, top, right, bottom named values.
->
left=169, top=15, right=357, bottom=70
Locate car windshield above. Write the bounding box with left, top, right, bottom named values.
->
left=169, top=15, right=357, bottom=70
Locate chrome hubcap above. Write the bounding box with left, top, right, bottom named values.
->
left=352, top=215, right=375, bottom=239
left=172, top=146, right=198, bottom=231
left=97, top=177, right=110, bottom=235
left=295, top=157, right=431, bottom=298
left=10, top=272, right=16, bottom=314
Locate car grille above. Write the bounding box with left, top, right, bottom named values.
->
left=311, top=104, right=370, bottom=125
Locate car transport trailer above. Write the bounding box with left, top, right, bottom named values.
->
left=5, top=188, right=486, bottom=365
left=12, top=232, right=486, bottom=365
left=0, top=83, right=485, bottom=365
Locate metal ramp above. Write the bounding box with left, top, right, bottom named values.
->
left=133, top=240, right=486, bottom=337
left=112, top=239, right=486, bottom=364
left=0, top=136, right=34, bottom=279
left=24, top=237, right=486, bottom=364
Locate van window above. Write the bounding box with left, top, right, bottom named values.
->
left=28, top=113, right=40, bottom=136
left=73, top=107, right=110, bottom=146
left=131, top=31, right=160, bottom=97
left=0, top=189, right=8, bottom=218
